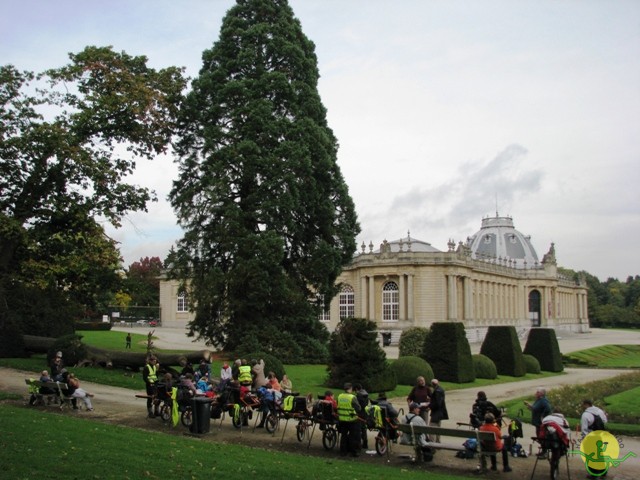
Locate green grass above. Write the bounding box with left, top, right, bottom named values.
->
left=0, top=403, right=471, bottom=480
left=563, top=344, right=640, bottom=368
left=496, top=371, right=640, bottom=437
left=77, top=329, right=151, bottom=352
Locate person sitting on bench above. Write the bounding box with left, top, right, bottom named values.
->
left=478, top=413, right=512, bottom=473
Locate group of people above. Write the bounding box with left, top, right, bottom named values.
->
left=40, top=351, right=95, bottom=411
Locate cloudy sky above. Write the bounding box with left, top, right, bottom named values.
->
left=2, top=0, right=639, bottom=280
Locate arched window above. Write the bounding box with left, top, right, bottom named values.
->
left=382, top=282, right=399, bottom=321
left=177, top=291, right=188, bottom=313
left=339, top=285, right=355, bottom=319
left=528, top=289, right=541, bottom=327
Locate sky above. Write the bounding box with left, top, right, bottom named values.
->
left=2, top=0, right=639, bottom=280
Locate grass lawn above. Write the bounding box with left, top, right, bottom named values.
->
left=496, top=370, right=640, bottom=437
left=563, top=344, right=640, bottom=368
left=77, top=329, right=151, bottom=353
left=0, top=403, right=471, bottom=480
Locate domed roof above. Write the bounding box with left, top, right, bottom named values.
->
left=467, top=215, right=539, bottom=268
left=374, top=235, right=442, bottom=254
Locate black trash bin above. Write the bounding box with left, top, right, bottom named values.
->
left=190, top=397, right=211, bottom=434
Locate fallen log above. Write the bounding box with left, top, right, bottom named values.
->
left=22, top=335, right=215, bottom=370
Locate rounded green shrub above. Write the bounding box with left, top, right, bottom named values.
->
left=473, top=354, right=497, bottom=379
left=399, top=327, right=429, bottom=357
left=368, top=367, right=398, bottom=394
left=523, top=354, right=541, bottom=374
left=391, top=356, right=434, bottom=386
left=241, top=351, right=285, bottom=381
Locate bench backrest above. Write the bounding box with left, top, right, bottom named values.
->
left=25, top=378, right=69, bottom=392
left=396, top=424, right=497, bottom=452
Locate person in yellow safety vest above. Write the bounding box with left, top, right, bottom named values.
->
left=337, top=382, right=362, bottom=457
left=143, top=356, right=159, bottom=418
left=238, top=360, right=253, bottom=386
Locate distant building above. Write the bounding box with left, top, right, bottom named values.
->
left=159, top=214, right=589, bottom=343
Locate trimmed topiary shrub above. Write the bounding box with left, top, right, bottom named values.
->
left=423, top=322, right=475, bottom=383
left=523, top=354, right=541, bottom=374
left=399, top=327, right=429, bottom=357
left=391, top=356, right=434, bottom=386
left=480, top=326, right=526, bottom=377
left=523, top=328, right=564, bottom=372
left=473, top=353, right=497, bottom=379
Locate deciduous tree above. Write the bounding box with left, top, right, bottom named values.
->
left=0, top=47, right=185, bottom=341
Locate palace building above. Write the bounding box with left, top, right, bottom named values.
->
left=159, top=214, right=589, bottom=344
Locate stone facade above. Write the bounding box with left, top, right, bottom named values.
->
left=158, top=215, right=589, bottom=343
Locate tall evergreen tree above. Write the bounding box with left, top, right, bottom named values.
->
left=169, top=0, right=359, bottom=356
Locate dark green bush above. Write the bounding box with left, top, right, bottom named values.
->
left=326, top=318, right=392, bottom=391
left=480, top=326, right=526, bottom=377
left=0, top=314, right=27, bottom=358
left=523, top=328, right=564, bottom=372
left=523, top=354, right=541, bottom=374
left=473, top=353, right=497, bottom=379
left=239, top=351, right=285, bottom=381
left=423, top=322, right=475, bottom=383
left=48, top=333, right=87, bottom=367
left=399, top=327, right=429, bottom=357
left=74, top=321, right=112, bottom=331
left=391, top=356, right=434, bottom=385
left=367, top=367, right=398, bottom=394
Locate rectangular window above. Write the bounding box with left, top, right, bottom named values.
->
left=339, top=290, right=355, bottom=319
left=177, top=293, right=188, bottom=313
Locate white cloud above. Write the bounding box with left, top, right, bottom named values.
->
left=3, top=0, right=639, bottom=279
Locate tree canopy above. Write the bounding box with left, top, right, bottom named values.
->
left=0, top=47, right=186, bottom=339
left=168, top=0, right=359, bottom=356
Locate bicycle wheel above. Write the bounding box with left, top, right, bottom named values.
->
left=181, top=406, right=193, bottom=427
left=160, top=403, right=171, bottom=422
left=322, top=427, right=337, bottom=450
left=265, top=413, right=278, bottom=433
left=296, top=420, right=307, bottom=442
left=375, top=432, right=388, bottom=456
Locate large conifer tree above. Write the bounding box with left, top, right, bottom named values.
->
left=169, top=0, right=359, bottom=359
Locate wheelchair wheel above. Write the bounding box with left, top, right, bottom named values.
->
left=181, top=406, right=193, bottom=427
left=265, top=413, right=278, bottom=434
left=296, top=420, right=307, bottom=442
left=232, top=409, right=244, bottom=429
left=322, top=427, right=337, bottom=450
left=549, top=449, right=560, bottom=480
left=375, top=432, right=388, bottom=456
left=160, top=403, right=171, bottom=422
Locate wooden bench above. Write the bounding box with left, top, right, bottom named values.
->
left=25, top=379, right=74, bottom=410
left=395, top=423, right=499, bottom=464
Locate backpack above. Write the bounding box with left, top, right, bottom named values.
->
left=508, top=418, right=523, bottom=439
left=365, top=405, right=383, bottom=429
left=456, top=438, right=477, bottom=459
left=590, top=413, right=605, bottom=431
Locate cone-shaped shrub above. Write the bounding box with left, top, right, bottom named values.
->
left=523, top=328, right=564, bottom=372
left=423, top=322, right=475, bottom=383
left=480, top=326, right=526, bottom=377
